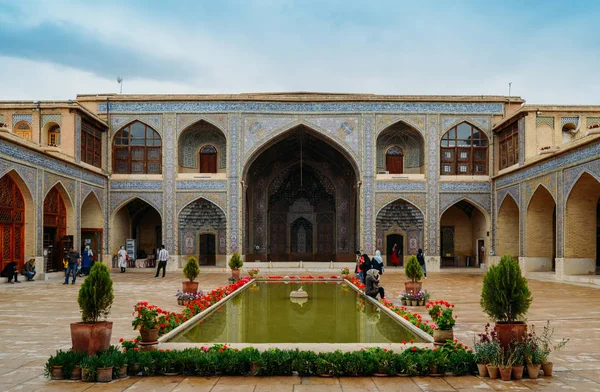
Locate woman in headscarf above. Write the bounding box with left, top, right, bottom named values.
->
left=372, top=250, right=384, bottom=274
left=365, top=269, right=385, bottom=299
left=117, top=245, right=128, bottom=273
left=82, top=245, right=93, bottom=276
left=391, top=243, right=401, bottom=266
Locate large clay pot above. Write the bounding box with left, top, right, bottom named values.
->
left=512, top=365, right=524, bottom=380
left=486, top=365, right=499, bottom=379
left=499, top=366, right=512, bottom=381
left=542, top=362, right=553, bottom=377
left=494, top=322, right=527, bottom=350
left=477, top=363, right=489, bottom=377
left=182, top=281, right=199, bottom=293
left=232, top=269, right=241, bottom=280
left=433, top=329, right=454, bottom=344
left=527, top=363, right=541, bottom=379
left=140, top=327, right=159, bottom=343
left=97, top=367, right=113, bottom=383
left=404, top=281, right=422, bottom=295
left=70, top=322, right=113, bottom=355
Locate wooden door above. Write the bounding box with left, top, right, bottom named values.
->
left=0, top=175, right=25, bottom=271
left=199, top=146, right=217, bottom=173
left=386, top=147, right=403, bottom=174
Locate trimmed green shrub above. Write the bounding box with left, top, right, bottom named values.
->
left=480, top=254, right=532, bottom=323
left=78, top=262, right=114, bottom=323
left=228, top=252, right=243, bottom=270
left=405, top=255, right=423, bottom=282
left=183, top=257, right=200, bottom=282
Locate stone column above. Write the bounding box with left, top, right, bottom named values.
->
left=425, top=115, right=440, bottom=272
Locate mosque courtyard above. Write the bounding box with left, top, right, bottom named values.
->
left=0, top=268, right=599, bottom=391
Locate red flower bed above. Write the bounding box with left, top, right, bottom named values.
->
left=133, top=277, right=252, bottom=337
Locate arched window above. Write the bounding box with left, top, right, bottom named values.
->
left=48, top=124, right=60, bottom=147
left=14, top=121, right=32, bottom=140
left=199, top=145, right=217, bottom=173
left=113, top=122, right=162, bottom=174
left=440, top=123, right=488, bottom=175
left=385, top=146, right=404, bottom=174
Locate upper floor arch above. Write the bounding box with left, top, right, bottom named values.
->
left=112, top=120, right=162, bottom=174
left=178, top=120, right=227, bottom=174
left=377, top=120, right=424, bottom=175
left=440, top=121, right=488, bottom=176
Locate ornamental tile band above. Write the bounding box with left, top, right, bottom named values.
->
left=176, top=180, right=227, bottom=190
left=41, top=114, right=62, bottom=127
left=439, top=182, right=491, bottom=192
left=110, top=181, right=163, bottom=190
left=376, top=181, right=426, bottom=192
left=12, top=114, right=32, bottom=126
left=98, top=101, right=505, bottom=114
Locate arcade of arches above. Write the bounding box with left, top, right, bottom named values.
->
left=244, top=126, right=358, bottom=262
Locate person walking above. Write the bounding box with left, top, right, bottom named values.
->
left=81, top=246, right=93, bottom=275
left=372, top=250, right=384, bottom=274
left=64, top=247, right=80, bottom=285
left=155, top=244, right=169, bottom=278
left=391, top=243, right=401, bottom=266
left=417, top=248, right=427, bottom=279
left=365, top=269, right=385, bottom=299
left=117, top=246, right=128, bottom=273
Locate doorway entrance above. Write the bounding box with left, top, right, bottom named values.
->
left=386, top=234, right=403, bottom=266
left=199, top=234, right=216, bottom=266
left=81, top=229, right=102, bottom=264
left=477, top=239, right=485, bottom=268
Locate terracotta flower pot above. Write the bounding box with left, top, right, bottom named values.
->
left=512, top=365, right=524, bottom=380
left=401, top=299, right=407, bottom=306
left=140, top=327, right=159, bottom=343
left=527, top=363, right=541, bottom=379
left=119, top=364, right=128, bottom=378
left=97, top=367, right=113, bottom=383
left=433, top=329, right=454, bottom=344
left=177, top=298, right=183, bottom=306
left=81, top=367, right=89, bottom=381
left=232, top=269, right=241, bottom=280
left=494, top=322, right=527, bottom=350
left=182, top=281, right=198, bottom=294
left=486, top=365, right=499, bottom=379
left=499, top=366, right=512, bottom=381
left=477, top=363, right=489, bottom=377
left=70, top=365, right=82, bottom=380
left=70, top=321, right=113, bottom=355
left=410, top=300, right=418, bottom=306
left=542, top=362, right=553, bottom=377
left=404, top=281, right=422, bottom=295
left=50, top=366, right=63, bottom=380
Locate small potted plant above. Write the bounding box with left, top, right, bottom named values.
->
left=404, top=255, right=423, bottom=295
left=71, top=262, right=114, bottom=355
left=229, top=252, right=243, bottom=280
left=498, top=349, right=515, bottom=381
left=538, top=320, right=568, bottom=377
left=427, top=300, right=456, bottom=344
left=248, top=268, right=260, bottom=278
left=474, top=324, right=499, bottom=377
left=96, top=350, right=116, bottom=383
left=486, top=342, right=501, bottom=379
left=81, top=354, right=99, bottom=382
left=480, top=255, right=532, bottom=349
left=132, top=302, right=164, bottom=343
left=45, top=350, right=70, bottom=380
left=182, top=256, right=200, bottom=293
left=524, top=330, right=544, bottom=379
left=340, top=267, right=350, bottom=278
left=399, top=292, right=409, bottom=306
left=510, top=340, right=526, bottom=380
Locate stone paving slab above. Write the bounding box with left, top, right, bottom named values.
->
left=1, top=270, right=600, bottom=391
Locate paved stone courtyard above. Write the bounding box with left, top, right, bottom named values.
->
left=1, top=268, right=600, bottom=391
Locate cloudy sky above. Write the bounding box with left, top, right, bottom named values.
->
left=0, top=0, right=598, bottom=104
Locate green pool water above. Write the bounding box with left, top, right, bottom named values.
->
left=170, top=281, right=425, bottom=344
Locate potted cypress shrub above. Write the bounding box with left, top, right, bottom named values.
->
left=71, top=262, right=114, bottom=355
left=480, top=255, right=532, bottom=349
left=182, top=256, right=200, bottom=293
left=404, top=255, right=423, bottom=295
left=229, top=252, right=243, bottom=280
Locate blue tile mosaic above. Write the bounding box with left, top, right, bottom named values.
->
left=12, top=114, right=32, bottom=127
left=110, top=181, right=163, bottom=190
left=99, top=101, right=504, bottom=115
left=376, top=181, right=426, bottom=192
left=439, top=182, right=491, bottom=192
left=176, top=180, right=227, bottom=191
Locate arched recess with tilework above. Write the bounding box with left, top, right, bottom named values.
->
left=43, top=183, right=75, bottom=273
left=564, top=172, right=600, bottom=274
left=110, top=198, right=162, bottom=261
left=496, top=194, right=519, bottom=258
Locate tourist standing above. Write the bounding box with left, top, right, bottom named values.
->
left=354, top=251, right=362, bottom=281
left=359, top=254, right=372, bottom=284
left=64, top=248, right=80, bottom=285
left=365, top=269, right=385, bottom=299
left=155, top=245, right=169, bottom=278
left=417, top=248, right=427, bottom=279
left=117, top=246, right=128, bottom=273
left=81, top=246, right=93, bottom=275
left=21, top=259, right=36, bottom=281
left=372, top=250, right=384, bottom=274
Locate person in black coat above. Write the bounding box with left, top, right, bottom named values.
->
left=1, top=261, right=21, bottom=284
left=359, top=254, right=372, bottom=284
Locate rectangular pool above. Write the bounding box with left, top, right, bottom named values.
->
left=169, top=281, right=426, bottom=344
